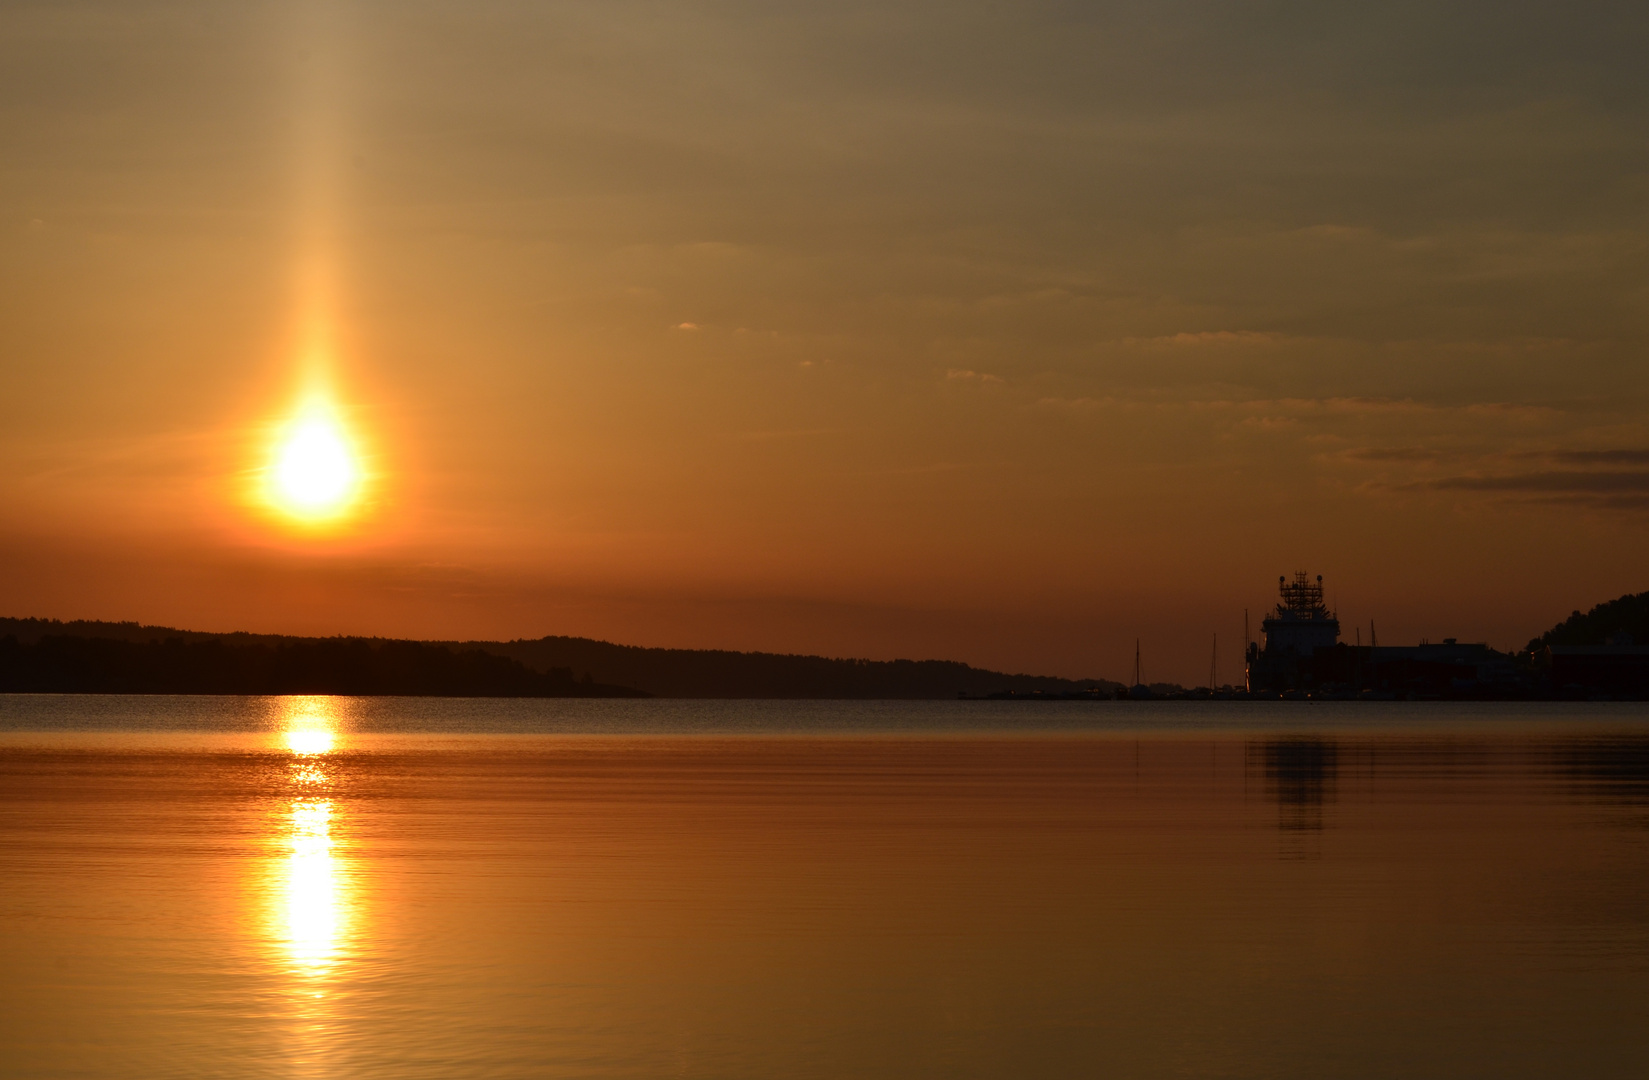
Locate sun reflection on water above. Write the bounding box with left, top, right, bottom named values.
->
left=285, top=799, right=341, bottom=973
left=281, top=696, right=341, bottom=757
left=288, top=729, right=336, bottom=756
left=271, top=696, right=351, bottom=979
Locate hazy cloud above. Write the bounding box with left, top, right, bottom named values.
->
left=1549, top=448, right=1649, bottom=465
left=1336, top=447, right=1454, bottom=463
left=1427, top=471, right=1649, bottom=494
left=1123, top=331, right=1288, bottom=348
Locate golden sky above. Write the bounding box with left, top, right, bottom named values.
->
left=2, top=0, right=1647, bottom=682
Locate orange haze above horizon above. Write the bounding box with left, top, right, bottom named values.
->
left=2, top=0, right=1647, bottom=684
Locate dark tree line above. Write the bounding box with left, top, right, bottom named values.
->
left=0, top=635, right=646, bottom=697
left=472, top=635, right=1122, bottom=699
left=1529, top=591, right=1649, bottom=650
left=0, top=618, right=1117, bottom=699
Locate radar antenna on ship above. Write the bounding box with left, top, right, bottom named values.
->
left=1277, top=571, right=1330, bottom=618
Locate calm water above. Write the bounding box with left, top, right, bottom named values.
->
left=4, top=696, right=1649, bottom=1079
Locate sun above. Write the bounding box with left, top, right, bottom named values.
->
left=267, top=405, right=362, bottom=522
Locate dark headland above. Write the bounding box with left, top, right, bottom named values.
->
left=0, top=617, right=1119, bottom=699
left=0, top=622, right=644, bottom=698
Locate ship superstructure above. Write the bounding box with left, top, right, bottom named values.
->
left=1247, top=572, right=1340, bottom=692
left=1263, top=572, right=1340, bottom=657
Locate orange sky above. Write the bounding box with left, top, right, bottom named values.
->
left=3, top=1, right=1647, bottom=683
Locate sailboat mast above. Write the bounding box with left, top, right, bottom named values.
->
left=1243, top=608, right=1250, bottom=692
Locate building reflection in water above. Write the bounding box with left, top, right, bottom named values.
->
left=272, top=697, right=351, bottom=981
left=1249, top=738, right=1338, bottom=856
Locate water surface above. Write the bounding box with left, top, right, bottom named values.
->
left=3, top=696, right=1648, bottom=1078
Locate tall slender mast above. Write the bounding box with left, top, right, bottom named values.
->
left=1209, top=633, right=1217, bottom=690
left=1134, top=639, right=1141, bottom=687
left=1242, top=608, right=1251, bottom=692
left=1368, top=619, right=1378, bottom=690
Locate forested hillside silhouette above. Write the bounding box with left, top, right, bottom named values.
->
left=0, top=629, right=642, bottom=697
left=467, top=635, right=1119, bottom=699
left=1529, top=591, right=1649, bottom=650
left=0, top=618, right=1115, bottom=699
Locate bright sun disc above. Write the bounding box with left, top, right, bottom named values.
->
left=272, top=415, right=359, bottom=518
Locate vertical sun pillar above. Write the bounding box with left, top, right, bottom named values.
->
left=256, top=0, right=373, bottom=535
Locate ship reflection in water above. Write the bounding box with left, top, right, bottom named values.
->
left=1254, top=737, right=1338, bottom=839
left=4, top=701, right=1649, bottom=1079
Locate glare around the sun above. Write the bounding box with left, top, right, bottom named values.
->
left=270, top=411, right=360, bottom=520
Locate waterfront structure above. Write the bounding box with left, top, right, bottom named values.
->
left=1246, top=572, right=1340, bottom=693
left=1544, top=637, right=1649, bottom=696
left=1324, top=639, right=1520, bottom=698
left=1244, top=572, right=1524, bottom=697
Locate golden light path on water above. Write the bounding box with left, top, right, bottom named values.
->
left=275, top=697, right=349, bottom=983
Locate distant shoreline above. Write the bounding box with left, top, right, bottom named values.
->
left=0, top=617, right=1121, bottom=700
